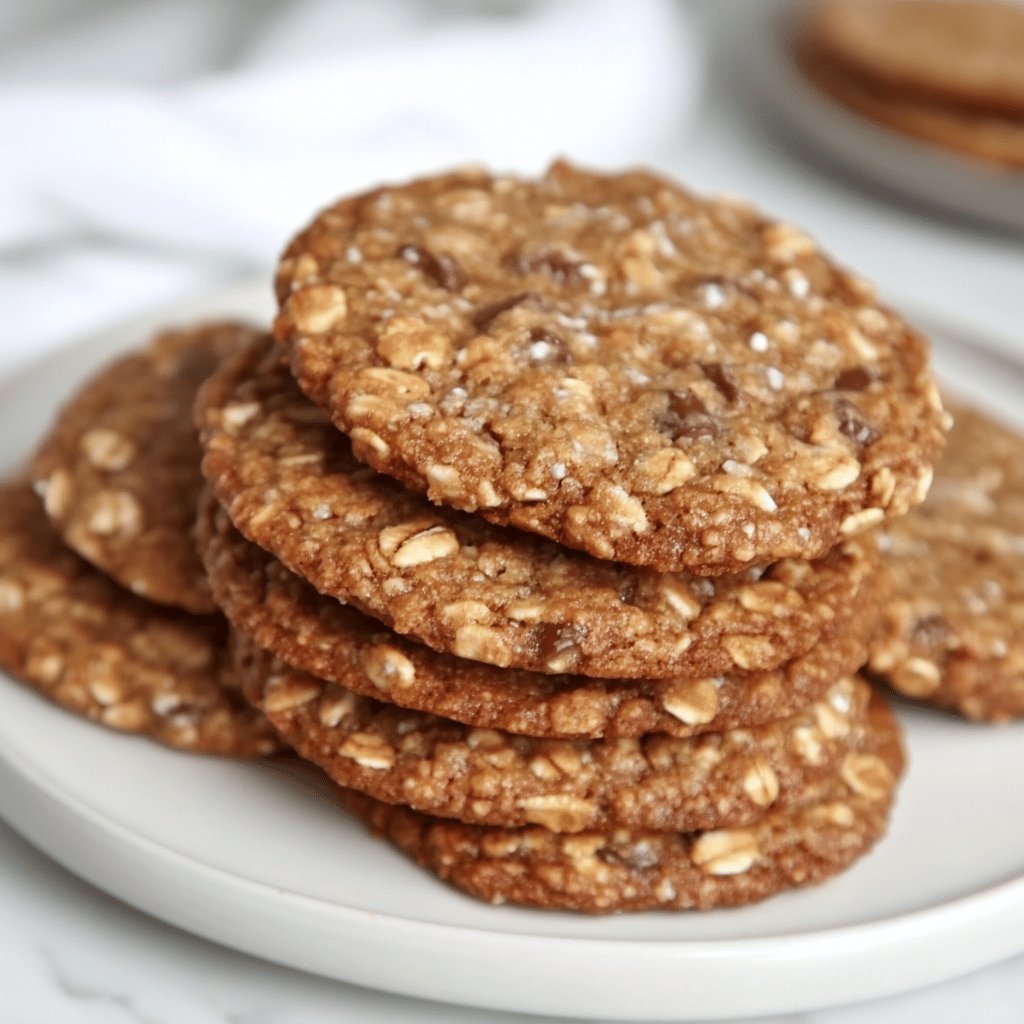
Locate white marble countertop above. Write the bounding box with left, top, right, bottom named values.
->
left=3, top=4, right=1024, bottom=1022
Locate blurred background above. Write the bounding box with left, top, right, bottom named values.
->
left=2, top=0, right=1021, bottom=374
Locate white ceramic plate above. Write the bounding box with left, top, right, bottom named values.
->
left=749, top=3, right=1024, bottom=234
left=1, top=279, right=1023, bottom=1022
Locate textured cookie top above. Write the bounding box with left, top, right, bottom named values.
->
left=870, top=403, right=1024, bottom=721
left=237, top=632, right=873, bottom=835
left=274, top=161, right=946, bottom=573
left=0, top=482, right=279, bottom=756
left=32, top=322, right=262, bottom=613
left=805, top=1, right=1024, bottom=118
left=341, top=690, right=904, bottom=913
left=197, top=336, right=879, bottom=679
left=198, top=490, right=878, bottom=740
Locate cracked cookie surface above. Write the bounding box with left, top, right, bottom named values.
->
left=0, top=481, right=280, bottom=756
left=197, top=336, right=880, bottom=680
left=870, top=403, right=1024, bottom=720
left=32, top=322, right=262, bottom=612
left=339, top=689, right=903, bottom=913
left=273, top=161, right=946, bottom=573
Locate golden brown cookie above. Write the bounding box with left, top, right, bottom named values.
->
left=805, top=1, right=1024, bottom=119
left=198, top=488, right=879, bottom=740
left=801, top=49, right=1024, bottom=170
left=197, top=335, right=880, bottom=680
left=340, top=689, right=904, bottom=913
left=236, top=633, right=875, bottom=835
left=32, top=322, right=262, bottom=613
left=0, top=481, right=280, bottom=756
left=870, top=403, right=1024, bottom=721
left=273, top=161, right=946, bottom=574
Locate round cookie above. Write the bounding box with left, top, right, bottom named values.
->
left=0, top=481, right=280, bottom=756
left=804, top=1, right=1024, bottom=119
left=273, top=161, right=946, bottom=574
left=197, top=335, right=880, bottom=680
left=236, top=633, right=874, bottom=835
left=198, top=489, right=880, bottom=740
left=801, top=51, right=1024, bottom=170
left=339, top=690, right=904, bottom=913
left=32, top=321, right=262, bottom=613
left=869, top=403, right=1024, bottom=721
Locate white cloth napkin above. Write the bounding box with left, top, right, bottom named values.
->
left=0, top=0, right=702, bottom=369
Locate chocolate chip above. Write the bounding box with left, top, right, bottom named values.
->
left=526, top=327, right=570, bottom=365
left=835, top=398, right=879, bottom=447
left=698, top=362, right=740, bottom=404
left=506, top=249, right=584, bottom=285
left=834, top=366, right=876, bottom=391
left=472, top=292, right=533, bottom=332
left=910, top=615, right=951, bottom=653
left=599, top=842, right=659, bottom=870
left=397, top=244, right=466, bottom=292
left=657, top=389, right=721, bottom=440
left=536, top=622, right=584, bottom=670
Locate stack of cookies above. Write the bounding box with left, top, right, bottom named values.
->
left=185, top=162, right=948, bottom=911
left=799, top=0, right=1024, bottom=170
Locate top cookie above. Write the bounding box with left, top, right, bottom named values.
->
left=274, top=161, right=946, bottom=574
left=805, top=1, right=1024, bottom=119
left=32, top=322, right=261, bottom=613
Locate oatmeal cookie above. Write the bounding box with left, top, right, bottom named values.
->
left=339, top=689, right=903, bottom=912
left=197, top=335, right=880, bottom=679
left=0, top=481, right=280, bottom=756
left=236, top=633, right=875, bottom=835
left=273, top=162, right=945, bottom=573
left=32, top=322, right=262, bottom=612
left=198, top=490, right=879, bottom=739
left=804, top=1, right=1024, bottom=119
left=870, top=403, right=1024, bottom=720
left=801, top=47, right=1024, bottom=170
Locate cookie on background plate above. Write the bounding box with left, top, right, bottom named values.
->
left=870, top=403, right=1024, bottom=721
left=32, top=321, right=262, bottom=614
left=198, top=488, right=880, bottom=740
left=804, top=1, right=1024, bottom=119
left=235, top=631, right=877, bottom=835
left=338, top=689, right=904, bottom=913
left=197, top=335, right=880, bottom=681
left=800, top=23, right=1024, bottom=170
left=273, top=161, right=946, bottom=574
left=0, top=481, right=280, bottom=756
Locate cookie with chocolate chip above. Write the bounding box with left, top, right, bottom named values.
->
left=197, top=335, right=880, bottom=681
left=235, top=631, right=875, bottom=834
left=32, top=321, right=261, bottom=613
left=339, top=688, right=903, bottom=913
left=273, top=161, right=946, bottom=574
left=0, top=482, right=280, bottom=755
left=198, top=488, right=878, bottom=739
left=870, top=403, right=1024, bottom=721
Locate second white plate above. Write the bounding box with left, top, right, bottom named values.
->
left=0, top=279, right=1023, bottom=1022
